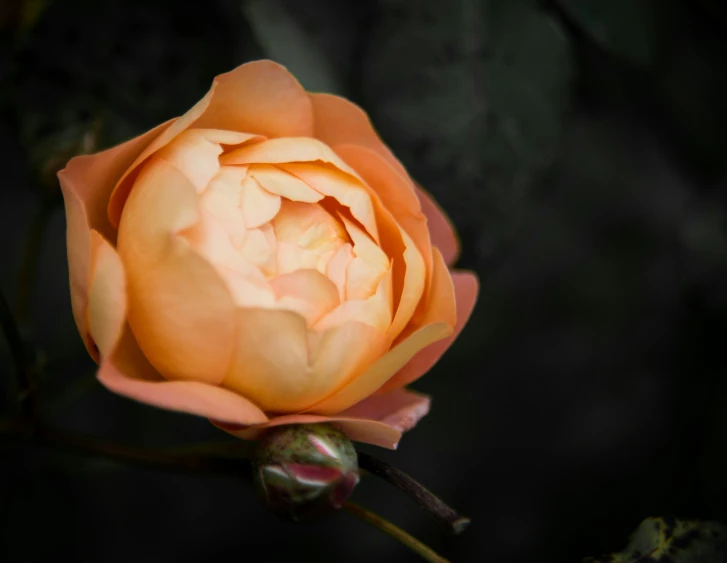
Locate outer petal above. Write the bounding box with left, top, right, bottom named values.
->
left=58, top=120, right=172, bottom=355
left=378, top=270, right=479, bottom=394
left=416, top=184, right=460, bottom=266
left=99, top=325, right=269, bottom=425
left=309, top=93, right=409, bottom=180
left=223, top=308, right=385, bottom=413
left=87, top=231, right=126, bottom=359
left=213, top=388, right=430, bottom=449
left=192, top=60, right=313, bottom=138
left=117, top=158, right=237, bottom=386
left=109, top=60, right=313, bottom=227
left=308, top=249, right=457, bottom=414
left=86, top=224, right=267, bottom=425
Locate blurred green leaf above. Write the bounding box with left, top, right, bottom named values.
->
left=556, top=0, right=657, bottom=66
left=583, top=517, right=727, bottom=562
left=363, top=0, right=573, bottom=261
left=241, top=0, right=349, bottom=94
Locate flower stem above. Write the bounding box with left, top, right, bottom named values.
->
left=344, top=502, right=451, bottom=563
left=0, top=287, right=37, bottom=418
left=358, top=452, right=470, bottom=535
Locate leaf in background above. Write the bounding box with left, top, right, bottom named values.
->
left=7, top=0, right=261, bottom=190
left=241, top=0, right=363, bottom=95
left=362, top=0, right=573, bottom=264
left=583, top=517, right=727, bottom=563
left=555, top=0, right=657, bottom=66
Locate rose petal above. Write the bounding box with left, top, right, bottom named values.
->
left=239, top=174, right=282, bottom=228
left=214, top=388, right=430, bottom=449
left=416, top=183, right=460, bottom=266
left=270, top=269, right=340, bottom=325
left=249, top=164, right=323, bottom=203
left=308, top=249, right=455, bottom=414
left=155, top=129, right=262, bottom=193
left=87, top=231, right=126, bottom=360
left=334, top=144, right=432, bottom=279
left=108, top=92, right=215, bottom=228
left=58, top=120, right=171, bottom=355
left=309, top=93, right=409, bottom=181
left=191, top=60, right=313, bottom=137
left=308, top=321, right=451, bottom=415
left=108, top=59, right=311, bottom=227
left=378, top=271, right=478, bottom=394
left=98, top=324, right=268, bottom=426
left=221, top=137, right=360, bottom=180
left=117, top=158, right=236, bottom=385
left=223, top=309, right=384, bottom=413
left=280, top=162, right=380, bottom=243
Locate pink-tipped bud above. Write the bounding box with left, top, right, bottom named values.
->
left=253, top=423, right=359, bottom=521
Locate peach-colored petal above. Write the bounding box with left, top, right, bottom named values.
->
left=221, top=137, right=361, bottom=180
left=416, top=183, right=460, bottom=266
left=86, top=231, right=126, bottom=359
left=309, top=93, right=409, bottom=181
left=213, top=388, right=430, bottom=449
left=215, top=414, right=401, bottom=449
left=280, top=162, right=380, bottom=243
left=308, top=250, right=454, bottom=414
left=98, top=324, right=268, bottom=425
left=387, top=227, right=426, bottom=342
left=334, top=144, right=432, bottom=278
left=249, top=164, right=323, bottom=203
left=339, top=388, right=431, bottom=434
left=338, top=215, right=389, bottom=301
left=395, top=247, right=457, bottom=342
left=271, top=269, right=340, bottom=325
left=309, top=321, right=451, bottom=415
left=108, top=93, right=215, bottom=228
left=155, top=129, right=261, bottom=193
left=326, top=243, right=354, bottom=301
left=117, top=158, right=237, bottom=385
left=314, top=267, right=393, bottom=332
left=191, top=60, right=314, bottom=138
left=58, top=120, right=172, bottom=354
left=239, top=174, right=281, bottom=228
left=108, top=59, right=310, bottom=227
left=378, top=271, right=478, bottom=394
left=223, top=308, right=384, bottom=413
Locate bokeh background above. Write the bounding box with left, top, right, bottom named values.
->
left=1, top=0, right=727, bottom=561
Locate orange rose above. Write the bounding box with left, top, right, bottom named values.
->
left=59, top=61, right=478, bottom=449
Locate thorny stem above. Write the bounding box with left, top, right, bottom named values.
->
left=359, top=452, right=471, bottom=535
left=344, top=502, right=451, bottom=563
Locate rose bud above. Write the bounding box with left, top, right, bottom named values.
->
left=253, top=423, right=359, bottom=521
left=58, top=60, right=479, bottom=450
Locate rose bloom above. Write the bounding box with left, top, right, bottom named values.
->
left=59, top=61, right=478, bottom=449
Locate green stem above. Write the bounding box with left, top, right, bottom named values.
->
left=344, top=502, right=451, bottom=563
left=0, top=287, right=36, bottom=418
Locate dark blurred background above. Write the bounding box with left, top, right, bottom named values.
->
left=1, top=0, right=727, bottom=561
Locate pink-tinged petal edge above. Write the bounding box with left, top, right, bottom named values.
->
left=416, top=184, right=461, bottom=266
left=211, top=388, right=431, bottom=450
left=97, top=326, right=269, bottom=426
left=378, top=271, right=479, bottom=394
